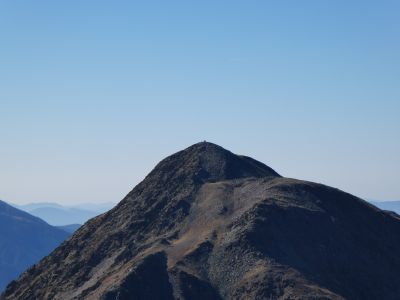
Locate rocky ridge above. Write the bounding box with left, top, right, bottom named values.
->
left=2, top=142, right=400, bottom=300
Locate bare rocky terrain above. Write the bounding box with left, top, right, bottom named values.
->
left=2, top=142, right=400, bottom=300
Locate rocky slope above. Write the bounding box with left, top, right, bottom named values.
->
left=2, top=142, right=400, bottom=299
left=0, top=201, right=69, bottom=292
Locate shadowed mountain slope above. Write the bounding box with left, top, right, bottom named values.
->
left=2, top=142, right=400, bottom=300
left=0, top=201, right=69, bottom=292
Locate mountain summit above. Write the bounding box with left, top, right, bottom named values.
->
left=2, top=143, right=400, bottom=300
left=143, top=142, right=280, bottom=184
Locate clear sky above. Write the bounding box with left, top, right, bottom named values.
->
left=0, top=1, right=399, bottom=204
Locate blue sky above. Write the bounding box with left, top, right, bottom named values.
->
left=0, top=1, right=399, bottom=204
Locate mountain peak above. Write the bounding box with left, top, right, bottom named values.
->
left=143, top=141, right=280, bottom=186
left=4, top=143, right=400, bottom=300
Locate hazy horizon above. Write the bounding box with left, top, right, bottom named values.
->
left=1, top=1, right=399, bottom=205
left=3, top=196, right=399, bottom=207
left=2, top=140, right=399, bottom=205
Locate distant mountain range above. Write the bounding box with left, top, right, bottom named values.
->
left=369, top=200, right=400, bottom=215
left=0, top=200, right=69, bottom=292
left=12, top=202, right=116, bottom=226
left=0, top=199, right=113, bottom=291
left=56, top=224, right=82, bottom=234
